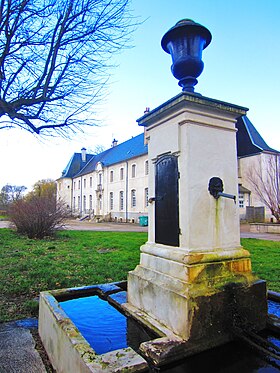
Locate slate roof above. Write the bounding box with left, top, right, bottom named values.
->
left=74, top=132, right=148, bottom=177
left=60, top=117, right=278, bottom=179
left=60, top=153, right=94, bottom=178
left=236, top=116, right=279, bottom=157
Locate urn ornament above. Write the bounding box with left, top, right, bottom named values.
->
left=161, top=19, right=212, bottom=92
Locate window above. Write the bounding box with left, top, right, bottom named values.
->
left=84, top=178, right=86, bottom=188
left=73, top=197, right=75, bottom=210
left=83, top=195, right=86, bottom=211
left=120, top=167, right=124, bottom=180
left=74, top=181, right=76, bottom=190
left=239, top=193, right=244, bottom=208
left=98, top=173, right=102, bottom=185
left=89, top=195, right=92, bottom=211
left=119, top=191, right=124, bottom=210
left=131, top=189, right=136, bottom=207
left=109, top=192, right=114, bottom=210
left=145, top=188, right=149, bottom=207
left=78, top=180, right=81, bottom=189
left=99, top=197, right=102, bottom=210
left=145, top=160, right=149, bottom=175
left=78, top=196, right=81, bottom=210
left=132, top=164, right=136, bottom=178
left=90, top=177, right=92, bottom=187
left=110, top=170, right=114, bottom=182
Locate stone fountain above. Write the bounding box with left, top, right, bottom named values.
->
left=39, top=19, right=270, bottom=372
left=124, top=19, right=267, bottom=364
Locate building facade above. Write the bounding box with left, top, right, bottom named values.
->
left=57, top=133, right=149, bottom=222
left=57, top=117, right=279, bottom=223
left=236, top=116, right=279, bottom=221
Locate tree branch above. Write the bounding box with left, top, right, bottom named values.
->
left=0, top=0, right=136, bottom=135
left=246, top=154, right=280, bottom=222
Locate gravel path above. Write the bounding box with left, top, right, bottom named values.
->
left=1, top=220, right=280, bottom=240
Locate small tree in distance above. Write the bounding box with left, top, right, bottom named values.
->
left=0, top=184, right=27, bottom=208
left=0, top=0, right=135, bottom=136
left=9, top=179, right=69, bottom=238
left=29, top=179, right=57, bottom=199
left=246, top=154, right=280, bottom=223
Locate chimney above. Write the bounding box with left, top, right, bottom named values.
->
left=112, top=138, right=118, bottom=147
left=81, top=147, right=86, bottom=162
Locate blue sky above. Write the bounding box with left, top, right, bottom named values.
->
left=0, top=0, right=279, bottom=189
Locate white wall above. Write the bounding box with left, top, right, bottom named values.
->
left=239, top=152, right=278, bottom=221
left=57, top=178, right=72, bottom=209
left=68, top=155, right=149, bottom=222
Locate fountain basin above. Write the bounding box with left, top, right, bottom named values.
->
left=39, top=282, right=280, bottom=372
left=39, top=282, right=152, bottom=373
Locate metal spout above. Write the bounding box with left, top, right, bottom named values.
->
left=217, top=192, right=236, bottom=203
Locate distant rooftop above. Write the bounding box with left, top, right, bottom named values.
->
left=236, top=116, right=279, bottom=157
left=75, top=133, right=148, bottom=177
left=60, top=152, right=94, bottom=178
left=59, top=117, right=278, bottom=180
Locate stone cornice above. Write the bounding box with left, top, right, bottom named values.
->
left=137, top=92, right=248, bottom=127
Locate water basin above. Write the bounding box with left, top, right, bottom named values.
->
left=39, top=283, right=280, bottom=373
left=60, top=294, right=155, bottom=354
left=58, top=290, right=280, bottom=371
left=160, top=338, right=280, bottom=372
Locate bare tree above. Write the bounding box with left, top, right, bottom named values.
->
left=9, top=190, right=69, bottom=238
left=88, top=144, right=106, bottom=154
left=0, top=184, right=26, bottom=207
left=0, top=0, right=135, bottom=135
left=246, top=154, right=280, bottom=223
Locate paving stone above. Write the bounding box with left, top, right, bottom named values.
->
left=0, top=323, right=46, bottom=373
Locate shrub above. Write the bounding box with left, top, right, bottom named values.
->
left=9, top=194, right=68, bottom=239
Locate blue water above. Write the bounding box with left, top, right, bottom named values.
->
left=60, top=294, right=155, bottom=354
left=268, top=300, right=280, bottom=318
left=60, top=295, right=129, bottom=354
left=60, top=293, right=280, bottom=370
left=265, top=300, right=280, bottom=351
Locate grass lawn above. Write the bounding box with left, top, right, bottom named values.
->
left=0, top=228, right=279, bottom=322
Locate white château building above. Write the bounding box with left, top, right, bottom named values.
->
left=57, top=133, right=149, bottom=222
left=57, top=116, right=279, bottom=223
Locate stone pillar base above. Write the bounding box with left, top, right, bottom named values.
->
left=126, top=244, right=267, bottom=345
left=125, top=277, right=267, bottom=366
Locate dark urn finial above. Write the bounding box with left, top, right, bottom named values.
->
left=161, top=19, right=212, bottom=93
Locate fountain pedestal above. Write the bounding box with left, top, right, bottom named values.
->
left=125, top=93, right=267, bottom=357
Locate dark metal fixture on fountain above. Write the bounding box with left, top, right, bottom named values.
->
left=208, top=177, right=236, bottom=202
left=161, top=19, right=212, bottom=92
